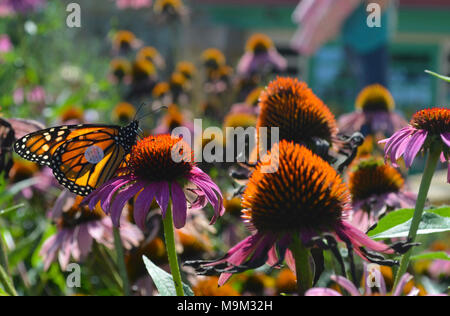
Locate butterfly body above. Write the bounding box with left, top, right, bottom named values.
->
left=13, top=120, right=139, bottom=196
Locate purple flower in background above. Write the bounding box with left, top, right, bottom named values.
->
left=26, top=86, right=46, bottom=104
left=237, top=33, right=287, bottom=77
left=338, top=84, right=408, bottom=137
left=380, top=108, right=450, bottom=183
left=4, top=0, right=46, bottom=14
left=40, top=193, right=143, bottom=270
left=348, top=158, right=417, bottom=231
left=0, top=34, right=12, bottom=53
left=84, top=135, right=224, bottom=230
left=114, top=0, right=152, bottom=9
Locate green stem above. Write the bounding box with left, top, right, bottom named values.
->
left=393, top=145, right=441, bottom=288
left=291, top=235, right=313, bottom=296
left=93, top=243, right=123, bottom=288
left=0, top=231, right=17, bottom=296
left=0, top=265, right=17, bottom=296
left=113, top=227, right=131, bottom=296
left=162, top=201, right=184, bottom=296
left=0, top=232, right=10, bottom=276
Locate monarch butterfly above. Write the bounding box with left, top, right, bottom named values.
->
left=13, top=120, right=139, bottom=196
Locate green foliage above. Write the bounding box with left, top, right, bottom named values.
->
left=368, top=206, right=450, bottom=239
left=143, top=255, right=194, bottom=296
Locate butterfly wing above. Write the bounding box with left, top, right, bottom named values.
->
left=51, top=129, right=126, bottom=195
left=13, top=124, right=117, bottom=166
left=13, top=124, right=135, bottom=195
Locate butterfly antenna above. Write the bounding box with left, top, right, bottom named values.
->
left=134, top=101, right=149, bottom=121
left=136, top=104, right=168, bottom=121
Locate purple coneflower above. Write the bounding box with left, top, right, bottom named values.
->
left=348, top=158, right=417, bottom=231
left=338, top=84, right=408, bottom=137
left=237, top=34, right=287, bottom=77
left=380, top=107, right=450, bottom=183
left=187, top=141, right=395, bottom=286
left=84, top=134, right=224, bottom=229
left=41, top=194, right=142, bottom=270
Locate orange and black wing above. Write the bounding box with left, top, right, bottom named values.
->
left=13, top=124, right=130, bottom=195
left=49, top=127, right=128, bottom=196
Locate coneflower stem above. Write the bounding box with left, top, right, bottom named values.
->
left=162, top=201, right=185, bottom=296
left=0, top=232, right=17, bottom=296
left=113, top=227, right=131, bottom=296
left=393, top=144, right=441, bottom=288
left=291, top=235, right=313, bottom=296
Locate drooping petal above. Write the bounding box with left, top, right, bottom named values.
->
left=403, top=130, right=427, bottom=167
left=83, top=176, right=130, bottom=211
left=440, top=133, right=450, bottom=147
left=154, top=181, right=170, bottom=217
left=77, top=224, right=93, bottom=259
left=133, top=182, right=157, bottom=230
left=170, top=181, right=187, bottom=229
left=110, top=182, right=145, bottom=227
left=336, top=221, right=393, bottom=255
left=101, top=178, right=134, bottom=214
left=188, top=167, right=225, bottom=223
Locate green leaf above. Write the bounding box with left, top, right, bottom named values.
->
left=142, top=255, right=194, bottom=296
left=427, top=206, right=450, bottom=218
left=368, top=206, right=450, bottom=239
left=370, top=212, right=450, bottom=239
left=368, top=208, right=414, bottom=237
left=425, top=70, right=450, bottom=82
left=410, top=251, right=450, bottom=261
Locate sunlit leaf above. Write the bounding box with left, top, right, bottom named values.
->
left=142, top=255, right=194, bottom=296
left=370, top=212, right=450, bottom=239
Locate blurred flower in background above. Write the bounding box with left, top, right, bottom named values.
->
left=41, top=194, right=143, bottom=270
left=0, top=34, right=12, bottom=53
left=114, top=0, right=152, bottom=10
left=3, top=0, right=46, bottom=14
left=237, top=33, right=287, bottom=78
left=348, top=157, right=417, bottom=231
left=338, top=84, right=408, bottom=138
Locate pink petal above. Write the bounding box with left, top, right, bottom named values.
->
left=403, top=130, right=427, bottom=167
left=330, top=275, right=361, bottom=296
left=110, top=182, right=145, bottom=227
left=305, top=288, right=342, bottom=296
left=134, top=183, right=157, bottom=230
left=393, top=273, right=414, bottom=296
left=440, top=133, right=450, bottom=147
left=155, top=181, right=170, bottom=218
left=170, top=182, right=187, bottom=229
